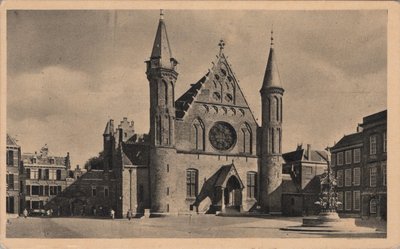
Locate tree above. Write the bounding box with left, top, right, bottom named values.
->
left=84, top=151, right=104, bottom=170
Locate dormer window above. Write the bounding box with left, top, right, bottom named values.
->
left=49, top=158, right=55, bottom=164
left=32, top=158, right=37, bottom=164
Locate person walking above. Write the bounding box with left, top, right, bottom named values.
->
left=110, top=209, right=115, bottom=220
left=127, top=210, right=132, bottom=221
left=23, top=208, right=28, bottom=218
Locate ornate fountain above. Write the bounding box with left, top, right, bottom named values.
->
left=282, top=147, right=380, bottom=234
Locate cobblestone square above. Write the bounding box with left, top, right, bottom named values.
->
left=6, top=215, right=386, bottom=238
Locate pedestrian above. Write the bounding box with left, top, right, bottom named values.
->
left=23, top=208, right=28, bottom=218
left=127, top=210, right=132, bottom=221
left=110, top=209, right=115, bottom=220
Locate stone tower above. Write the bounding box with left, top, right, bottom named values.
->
left=259, top=30, right=284, bottom=213
left=146, top=10, right=178, bottom=213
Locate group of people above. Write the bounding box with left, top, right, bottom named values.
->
left=21, top=206, right=119, bottom=220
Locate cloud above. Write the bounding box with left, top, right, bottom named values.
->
left=7, top=10, right=387, bottom=167
left=7, top=64, right=150, bottom=167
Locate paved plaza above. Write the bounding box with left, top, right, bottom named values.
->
left=6, top=215, right=386, bottom=238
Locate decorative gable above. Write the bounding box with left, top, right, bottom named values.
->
left=175, top=49, right=256, bottom=124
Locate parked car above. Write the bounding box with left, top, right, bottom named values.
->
left=29, top=209, right=47, bottom=216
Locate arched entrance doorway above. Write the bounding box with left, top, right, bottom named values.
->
left=71, top=199, right=86, bottom=216
left=224, top=176, right=242, bottom=211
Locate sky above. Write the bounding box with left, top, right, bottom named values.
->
left=7, top=10, right=387, bottom=168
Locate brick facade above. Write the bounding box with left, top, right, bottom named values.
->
left=6, top=134, right=21, bottom=214
left=21, top=145, right=74, bottom=214
left=331, top=110, right=386, bottom=219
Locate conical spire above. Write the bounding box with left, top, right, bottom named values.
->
left=261, top=29, right=282, bottom=90
left=150, top=10, right=176, bottom=68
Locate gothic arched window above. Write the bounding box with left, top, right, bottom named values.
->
left=241, top=123, right=252, bottom=154
left=192, top=118, right=205, bottom=151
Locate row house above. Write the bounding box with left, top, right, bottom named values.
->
left=6, top=134, right=21, bottom=215
left=21, top=145, right=74, bottom=211
left=331, top=110, right=386, bottom=220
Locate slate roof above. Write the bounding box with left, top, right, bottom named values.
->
left=150, top=14, right=177, bottom=69
left=175, top=74, right=209, bottom=119
left=331, top=132, right=363, bottom=150
left=22, top=145, right=68, bottom=166
left=121, top=143, right=149, bottom=166
left=213, top=163, right=244, bottom=188
left=283, top=149, right=328, bottom=163
left=103, top=119, right=114, bottom=135
left=6, top=134, right=19, bottom=147
left=261, top=46, right=283, bottom=90
left=361, top=110, right=387, bottom=126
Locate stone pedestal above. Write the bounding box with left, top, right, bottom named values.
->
left=282, top=211, right=379, bottom=234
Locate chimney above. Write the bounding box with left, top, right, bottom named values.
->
left=118, top=128, right=123, bottom=145
left=307, top=144, right=311, bottom=160
left=356, top=123, right=363, bottom=133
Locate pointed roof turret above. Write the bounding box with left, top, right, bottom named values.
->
left=150, top=10, right=177, bottom=69
left=103, top=119, right=114, bottom=135
left=261, top=29, right=283, bottom=91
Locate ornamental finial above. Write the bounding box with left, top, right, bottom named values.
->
left=160, top=9, right=164, bottom=20
left=270, top=24, right=274, bottom=47
left=218, top=39, right=225, bottom=55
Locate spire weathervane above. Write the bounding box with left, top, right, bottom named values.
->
left=160, top=9, right=164, bottom=20
left=218, top=39, right=225, bottom=55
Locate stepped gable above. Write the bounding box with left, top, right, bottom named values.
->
left=175, top=44, right=257, bottom=124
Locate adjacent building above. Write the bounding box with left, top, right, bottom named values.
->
left=282, top=144, right=328, bottom=216
left=331, top=110, right=386, bottom=220
left=21, top=145, right=74, bottom=212
left=6, top=134, right=21, bottom=215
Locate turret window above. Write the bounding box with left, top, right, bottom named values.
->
left=271, top=128, right=275, bottom=153
left=163, top=80, right=168, bottom=106
left=275, top=96, right=279, bottom=121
